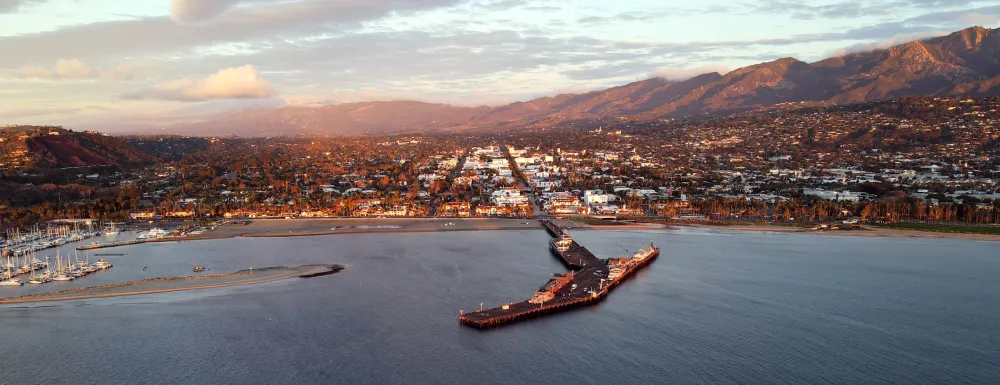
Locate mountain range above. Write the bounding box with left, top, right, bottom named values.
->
left=168, top=26, right=1000, bottom=137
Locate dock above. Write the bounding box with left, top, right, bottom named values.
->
left=76, top=239, right=151, bottom=250
left=459, top=220, right=659, bottom=329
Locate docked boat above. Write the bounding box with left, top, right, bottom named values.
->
left=137, top=228, right=170, bottom=240
left=103, top=222, right=121, bottom=236
left=0, top=278, right=23, bottom=286
left=95, top=259, right=113, bottom=270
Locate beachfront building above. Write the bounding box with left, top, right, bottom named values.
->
left=491, top=188, right=529, bottom=206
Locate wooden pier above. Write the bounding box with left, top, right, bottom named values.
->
left=541, top=220, right=602, bottom=269
left=459, top=220, right=659, bottom=329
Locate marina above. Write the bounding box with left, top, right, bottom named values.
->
left=1, top=248, right=113, bottom=286
left=2, top=223, right=102, bottom=258
left=459, top=220, right=659, bottom=329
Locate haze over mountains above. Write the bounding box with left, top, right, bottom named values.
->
left=167, top=27, right=1000, bottom=137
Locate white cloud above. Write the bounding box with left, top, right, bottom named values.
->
left=124, top=65, right=277, bottom=102
left=17, top=59, right=152, bottom=81
left=827, top=31, right=949, bottom=56
left=960, top=12, right=998, bottom=26
left=652, top=65, right=728, bottom=82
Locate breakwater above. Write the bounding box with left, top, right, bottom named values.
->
left=0, top=272, right=252, bottom=302
left=76, top=238, right=155, bottom=250
left=459, top=220, right=659, bottom=329
left=0, top=264, right=343, bottom=304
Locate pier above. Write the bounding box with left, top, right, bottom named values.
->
left=541, top=220, right=602, bottom=269
left=459, top=220, right=659, bottom=329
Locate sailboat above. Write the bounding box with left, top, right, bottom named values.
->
left=0, top=254, right=23, bottom=286
left=28, top=252, right=47, bottom=284
left=104, top=222, right=120, bottom=236
left=51, top=250, right=74, bottom=281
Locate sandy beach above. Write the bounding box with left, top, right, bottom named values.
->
left=676, top=222, right=1000, bottom=242
left=0, top=265, right=342, bottom=305
left=193, top=218, right=543, bottom=240
left=182, top=217, right=998, bottom=242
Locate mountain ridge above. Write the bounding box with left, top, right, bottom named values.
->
left=162, top=26, right=1000, bottom=137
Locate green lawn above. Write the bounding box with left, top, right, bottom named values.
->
left=873, top=222, right=1000, bottom=235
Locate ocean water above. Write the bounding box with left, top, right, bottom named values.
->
left=1, top=228, right=998, bottom=384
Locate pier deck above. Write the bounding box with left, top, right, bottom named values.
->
left=460, top=220, right=659, bottom=329
left=541, top=220, right=602, bottom=269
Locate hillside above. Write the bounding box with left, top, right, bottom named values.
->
left=0, top=126, right=157, bottom=168
left=172, top=101, right=492, bottom=136
left=164, top=26, right=1000, bottom=136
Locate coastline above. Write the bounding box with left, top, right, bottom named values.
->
left=172, top=218, right=670, bottom=243
left=91, top=218, right=1000, bottom=249
left=0, top=265, right=341, bottom=305
left=675, top=222, right=1000, bottom=242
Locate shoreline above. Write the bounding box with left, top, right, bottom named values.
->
left=163, top=218, right=670, bottom=244
left=0, top=265, right=342, bottom=305
left=82, top=218, right=999, bottom=250
left=674, top=222, right=1000, bottom=242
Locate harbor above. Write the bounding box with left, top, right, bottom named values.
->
left=458, top=220, right=659, bottom=329
left=2, top=222, right=102, bottom=257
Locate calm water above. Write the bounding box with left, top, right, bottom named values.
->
left=1, top=228, right=998, bottom=384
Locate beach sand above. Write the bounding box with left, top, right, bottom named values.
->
left=676, top=222, right=1000, bottom=242
left=195, top=218, right=543, bottom=240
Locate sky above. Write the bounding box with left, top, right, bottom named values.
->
left=0, top=0, right=998, bottom=130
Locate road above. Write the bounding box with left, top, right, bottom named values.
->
left=501, top=144, right=547, bottom=218
left=428, top=146, right=471, bottom=217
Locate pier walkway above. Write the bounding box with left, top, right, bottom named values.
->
left=459, top=220, right=659, bottom=329
left=541, top=220, right=602, bottom=269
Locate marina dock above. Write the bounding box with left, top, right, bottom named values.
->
left=459, top=220, right=659, bottom=329
left=76, top=239, right=152, bottom=250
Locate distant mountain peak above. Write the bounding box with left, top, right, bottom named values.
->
left=158, top=26, right=1000, bottom=137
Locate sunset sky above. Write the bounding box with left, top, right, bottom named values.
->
left=1, top=0, right=998, bottom=129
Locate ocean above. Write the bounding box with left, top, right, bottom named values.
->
left=1, top=228, right=998, bottom=384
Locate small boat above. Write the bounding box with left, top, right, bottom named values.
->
left=193, top=266, right=206, bottom=272
left=95, top=259, right=113, bottom=270
left=137, top=228, right=170, bottom=240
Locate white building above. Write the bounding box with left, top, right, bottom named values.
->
left=584, top=190, right=617, bottom=205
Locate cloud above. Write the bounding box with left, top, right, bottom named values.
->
left=17, top=59, right=152, bottom=80
left=123, top=65, right=277, bottom=102
left=0, top=0, right=44, bottom=14
left=170, top=0, right=246, bottom=23
left=18, top=59, right=97, bottom=79
left=652, top=66, right=729, bottom=82
left=826, top=31, right=949, bottom=56
left=0, top=0, right=462, bottom=67
left=960, top=12, right=998, bottom=26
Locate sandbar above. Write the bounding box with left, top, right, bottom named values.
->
left=0, top=264, right=343, bottom=304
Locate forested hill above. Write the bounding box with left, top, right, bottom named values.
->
left=1, top=126, right=157, bottom=169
